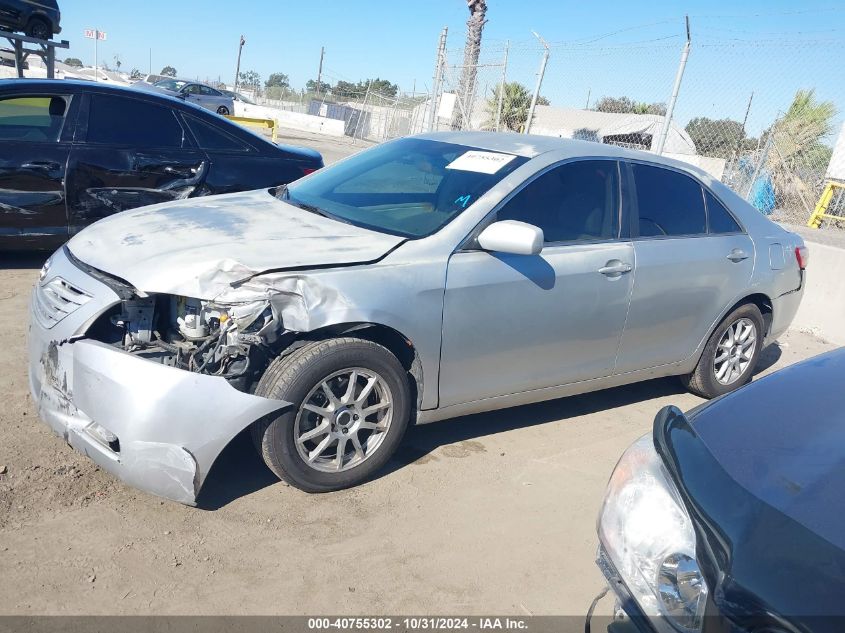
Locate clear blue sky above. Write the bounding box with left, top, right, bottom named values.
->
left=60, top=0, right=845, bottom=137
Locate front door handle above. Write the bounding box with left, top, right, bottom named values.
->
left=164, top=165, right=197, bottom=178
left=598, top=261, right=633, bottom=276
left=22, top=161, right=60, bottom=172
left=727, top=249, right=749, bottom=262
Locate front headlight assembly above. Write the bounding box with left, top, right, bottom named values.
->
left=597, top=434, right=708, bottom=633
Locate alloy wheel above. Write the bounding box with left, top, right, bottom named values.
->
left=713, top=317, right=757, bottom=385
left=294, top=368, right=393, bottom=473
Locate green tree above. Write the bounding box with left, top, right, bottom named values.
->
left=536, top=95, right=550, bottom=106
left=266, top=85, right=293, bottom=100
left=767, top=89, right=837, bottom=204
left=595, top=96, right=665, bottom=115
left=64, top=57, right=83, bottom=68
left=129, top=68, right=142, bottom=80
left=685, top=117, right=747, bottom=158
left=484, top=81, right=532, bottom=132
left=363, top=78, right=398, bottom=98
left=265, top=72, right=290, bottom=89
left=595, top=96, right=635, bottom=113
left=160, top=65, right=177, bottom=77
left=332, top=80, right=360, bottom=99
left=306, top=79, right=331, bottom=94
left=238, top=70, right=261, bottom=92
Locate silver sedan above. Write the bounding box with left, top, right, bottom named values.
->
left=134, top=78, right=235, bottom=115
left=28, top=132, right=807, bottom=503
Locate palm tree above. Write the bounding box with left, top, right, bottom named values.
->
left=452, top=0, right=488, bottom=130
left=484, top=82, right=531, bottom=132
left=767, top=89, right=836, bottom=207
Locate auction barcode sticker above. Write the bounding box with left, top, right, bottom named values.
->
left=446, top=151, right=517, bottom=174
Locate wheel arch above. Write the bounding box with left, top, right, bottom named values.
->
left=286, top=322, right=423, bottom=416
left=688, top=292, right=773, bottom=370
left=25, top=13, right=51, bottom=31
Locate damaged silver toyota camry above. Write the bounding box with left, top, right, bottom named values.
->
left=28, top=132, right=807, bottom=504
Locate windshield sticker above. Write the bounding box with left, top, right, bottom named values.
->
left=446, top=151, right=517, bottom=174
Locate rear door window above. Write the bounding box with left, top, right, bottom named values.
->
left=0, top=95, right=68, bottom=142
left=87, top=94, right=185, bottom=148
left=705, top=190, right=742, bottom=234
left=631, top=163, right=706, bottom=237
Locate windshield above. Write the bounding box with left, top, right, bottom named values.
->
left=155, top=79, right=188, bottom=91
left=283, top=138, right=528, bottom=238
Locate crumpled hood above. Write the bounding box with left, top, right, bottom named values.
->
left=66, top=189, right=405, bottom=298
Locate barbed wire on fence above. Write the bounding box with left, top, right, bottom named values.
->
left=423, top=28, right=845, bottom=230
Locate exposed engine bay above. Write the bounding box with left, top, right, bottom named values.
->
left=90, top=294, right=287, bottom=390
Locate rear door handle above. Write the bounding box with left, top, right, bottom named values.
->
left=598, top=262, right=633, bottom=276
left=727, top=249, right=749, bottom=262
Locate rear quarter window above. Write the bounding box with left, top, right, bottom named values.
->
left=184, top=115, right=251, bottom=152
left=705, top=190, right=743, bottom=234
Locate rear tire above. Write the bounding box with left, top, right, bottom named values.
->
left=252, top=337, right=411, bottom=492
left=682, top=303, right=764, bottom=399
left=25, top=17, right=50, bottom=40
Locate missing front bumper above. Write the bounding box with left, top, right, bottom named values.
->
left=30, top=336, right=290, bottom=505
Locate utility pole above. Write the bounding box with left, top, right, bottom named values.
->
left=655, top=15, right=691, bottom=155
left=234, top=35, right=245, bottom=91
left=524, top=31, right=550, bottom=135
left=148, top=47, right=151, bottom=75
left=315, top=46, right=325, bottom=95
left=585, top=88, right=591, bottom=110
left=428, top=27, right=448, bottom=132
left=494, top=40, right=509, bottom=132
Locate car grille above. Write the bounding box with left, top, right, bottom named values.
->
left=33, top=277, right=92, bottom=329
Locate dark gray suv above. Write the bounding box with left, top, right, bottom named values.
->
left=0, top=0, right=61, bottom=40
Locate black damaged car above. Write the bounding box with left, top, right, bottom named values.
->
left=592, top=347, right=845, bottom=633
left=0, top=79, right=323, bottom=250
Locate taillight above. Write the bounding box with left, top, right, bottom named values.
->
left=301, top=167, right=318, bottom=176
left=795, top=245, right=809, bottom=270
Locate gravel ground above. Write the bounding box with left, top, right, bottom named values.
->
left=0, top=132, right=835, bottom=616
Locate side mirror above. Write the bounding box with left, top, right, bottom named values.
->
left=176, top=92, right=188, bottom=99
left=477, top=220, right=544, bottom=256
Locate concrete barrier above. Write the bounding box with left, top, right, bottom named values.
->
left=234, top=102, right=345, bottom=137
left=788, top=226, right=845, bottom=345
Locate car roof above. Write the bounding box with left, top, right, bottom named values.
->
left=0, top=78, right=215, bottom=108
left=415, top=130, right=715, bottom=182
left=158, top=78, right=219, bottom=88
left=0, top=79, right=279, bottom=147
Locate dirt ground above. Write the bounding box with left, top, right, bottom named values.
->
left=0, top=131, right=836, bottom=616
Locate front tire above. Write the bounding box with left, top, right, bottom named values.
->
left=25, top=17, right=50, bottom=40
left=217, top=106, right=230, bottom=115
left=682, top=303, right=764, bottom=399
left=252, top=337, right=411, bottom=492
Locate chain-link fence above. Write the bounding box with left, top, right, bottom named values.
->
left=428, top=25, right=845, bottom=230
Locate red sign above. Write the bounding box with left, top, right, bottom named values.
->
left=84, top=29, right=107, bottom=40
